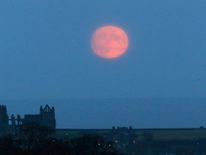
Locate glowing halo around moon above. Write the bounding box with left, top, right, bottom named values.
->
left=91, top=25, right=129, bottom=59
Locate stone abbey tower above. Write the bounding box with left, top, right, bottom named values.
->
left=0, top=104, right=56, bottom=136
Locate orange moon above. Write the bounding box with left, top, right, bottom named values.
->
left=91, top=25, right=129, bottom=59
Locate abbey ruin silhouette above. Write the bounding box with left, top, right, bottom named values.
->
left=0, top=105, right=56, bottom=136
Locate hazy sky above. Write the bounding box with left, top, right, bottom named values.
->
left=0, top=0, right=206, bottom=128
left=0, top=0, right=206, bottom=99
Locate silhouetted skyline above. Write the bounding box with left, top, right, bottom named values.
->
left=1, top=98, right=206, bottom=128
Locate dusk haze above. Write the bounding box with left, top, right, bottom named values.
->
left=1, top=1, right=206, bottom=154
left=0, top=0, right=206, bottom=128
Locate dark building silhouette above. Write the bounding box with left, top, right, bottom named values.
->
left=0, top=105, right=9, bottom=136
left=0, top=104, right=56, bottom=136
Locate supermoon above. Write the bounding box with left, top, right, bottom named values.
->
left=91, top=25, right=129, bottom=59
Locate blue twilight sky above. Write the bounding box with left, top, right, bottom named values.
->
left=0, top=0, right=206, bottom=128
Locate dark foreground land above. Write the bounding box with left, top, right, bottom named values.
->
left=0, top=123, right=121, bottom=155
left=2, top=125, right=206, bottom=155
left=56, top=127, right=206, bottom=155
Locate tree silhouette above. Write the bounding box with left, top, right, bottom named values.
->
left=20, top=122, right=54, bottom=150
left=71, top=134, right=120, bottom=155
left=0, top=128, right=122, bottom=155
left=0, top=135, right=21, bottom=155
